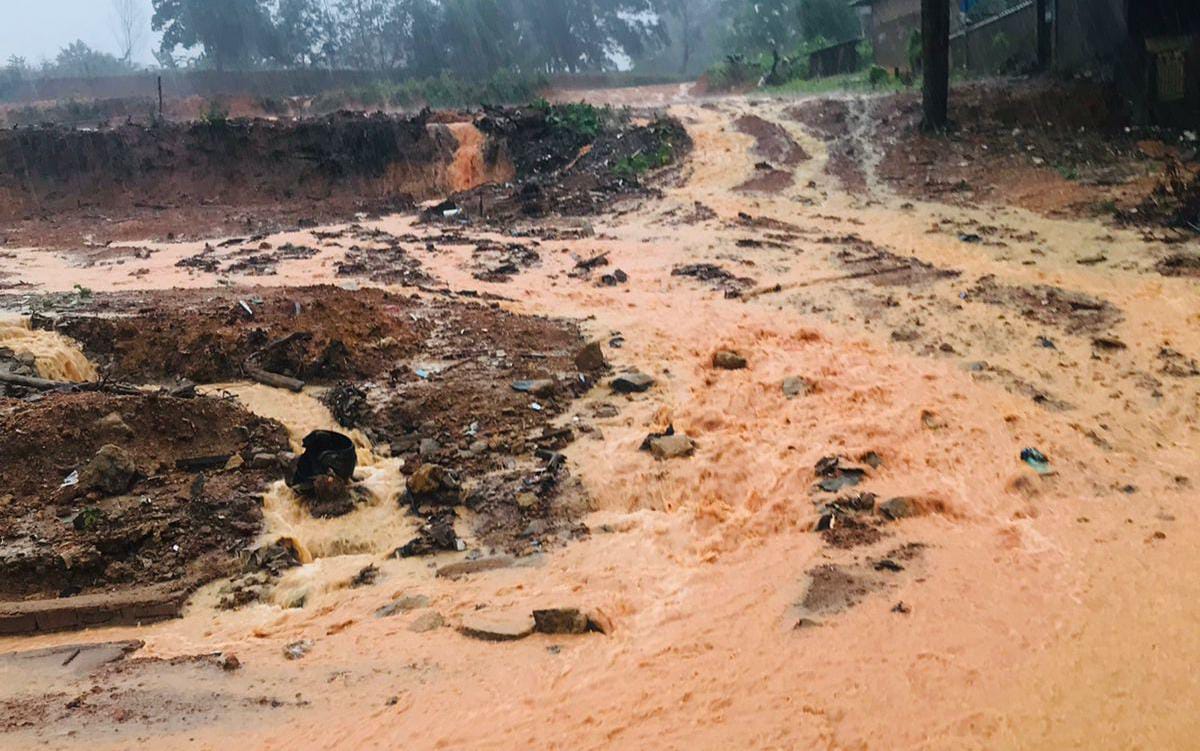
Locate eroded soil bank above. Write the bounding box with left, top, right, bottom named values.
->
left=0, top=79, right=1198, bottom=750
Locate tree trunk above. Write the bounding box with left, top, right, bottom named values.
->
left=921, top=0, right=950, bottom=131
left=1036, top=0, right=1052, bottom=70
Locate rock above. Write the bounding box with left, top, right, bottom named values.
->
left=649, top=434, right=696, bottom=460
left=94, top=412, right=133, bottom=441
left=409, top=610, right=446, bottom=633
left=610, top=371, right=655, bottom=394
left=221, top=653, right=241, bottom=671
left=350, top=564, right=379, bottom=588
left=223, top=453, right=245, bottom=470
left=308, top=474, right=354, bottom=518
left=283, top=640, right=313, bottom=660
left=251, top=453, right=278, bottom=469
left=407, top=464, right=459, bottom=497
left=592, top=402, right=620, bottom=418
left=532, top=608, right=589, bottom=635
left=516, top=492, right=538, bottom=509
left=575, top=341, right=607, bottom=372
left=395, top=513, right=460, bottom=557
left=375, top=595, right=430, bottom=618
left=458, top=612, right=535, bottom=642
left=781, top=376, right=814, bottom=398
left=78, top=445, right=137, bottom=496
left=436, top=555, right=516, bottom=579
left=878, top=497, right=917, bottom=521
left=586, top=609, right=614, bottom=635
left=418, top=438, right=440, bottom=458
left=712, top=350, right=748, bottom=370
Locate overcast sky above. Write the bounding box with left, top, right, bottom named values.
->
left=1, top=0, right=161, bottom=66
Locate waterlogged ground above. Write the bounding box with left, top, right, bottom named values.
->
left=1, top=87, right=1199, bottom=750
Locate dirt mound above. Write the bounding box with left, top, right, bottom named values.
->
left=44, top=286, right=428, bottom=385
left=0, top=391, right=288, bottom=607
left=430, top=113, right=691, bottom=223
left=966, top=275, right=1123, bottom=334
left=786, top=99, right=865, bottom=192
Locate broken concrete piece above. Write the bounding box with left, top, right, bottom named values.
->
left=649, top=433, right=696, bottom=460
left=610, top=371, right=655, bottom=393
left=712, top=350, right=748, bottom=370
left=458, top=612, right=535, bottom=642
left=283, top=639, right=313, bottom=660
left=512, top=379, right=557, bottom=397
left=436, top=555, right=516, bottom=579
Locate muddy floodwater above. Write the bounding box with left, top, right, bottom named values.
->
left=1, top=86, right=1198, bottom=750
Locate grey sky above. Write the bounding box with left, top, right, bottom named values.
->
left=0, top=0, right=161, bottom=66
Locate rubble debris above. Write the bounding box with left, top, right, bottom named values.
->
left=409, top=610, right=446, bottom=632
left=395, top=511, right=461, bottom=557
left=375, top=595, right=431, bottom=618
left=76, top=444, right=137, bottom=497
left=404, top=464, right=462, bottom=510
left=436, top=555, right=516, bottom=579
left=814, top=456, right=868, bottom=493
left=1020, top=448, right=1053, bottom=475
left=574, top=341, right=607, bottom=372
left=647, top=433, right=696, bottom=460
left=782, top=376, right=814, bottom=398
left=877, top=497, right=918, bottom=521
left=672, top=263, right=757, bottom=298
left=323, top=382, right=369, bottom=429
left=350, top=565, right=379, bottom=588
left=283, top=640, right=313, bottom=660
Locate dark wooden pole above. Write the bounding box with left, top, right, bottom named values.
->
left=921, top=0, right=950, bottom=130
left=1036, top=0, right=1052, bottom=69
left=157, top=75, right=164, bottom=118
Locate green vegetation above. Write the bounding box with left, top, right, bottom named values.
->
left=765, top=69, right=909, bottom=95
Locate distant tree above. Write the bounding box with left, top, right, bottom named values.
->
left=721, top=0, right=860, bottom=55
left=152, top=0, right=281, bottom=69
left=273, top=0, right=338, bottom=67
left=111, top=0, right=147, bottom=63
left=798, top=0, right=859, bottom=43
left=46, top=41, right=135, bottom=77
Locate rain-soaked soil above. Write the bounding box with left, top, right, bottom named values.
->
left=0, top=391, right=288, bottom=625
left=1, top=78, right=1199, bottom=750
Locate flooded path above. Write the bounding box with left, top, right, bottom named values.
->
left=1, top=92, right=1198, bottom=750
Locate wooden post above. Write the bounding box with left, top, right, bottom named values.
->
left=921, top=0, right=950, bottom=131
left=157, top=75, right=163, bottom=118
left=1036, top=0, right=1052, bottom=70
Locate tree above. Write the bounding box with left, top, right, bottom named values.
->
left=47, top=41, right=134, bottom=77
left=921, top=0, right=949, bottom=129
left=152, top=0, right=281, bottom=69
left=273, top=0, right=338, bottom=67
left=720, top=0, right=859, bottom=56
left=111, top=0, right=147, bottom=63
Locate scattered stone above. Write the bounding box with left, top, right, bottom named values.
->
left=781, top=376, right=814, bottom=398
left=251, top=453, right=279, bottom=469
left=574, top=341, right=607, bottom=372
left=878, top=497, right=917, bottom=521
left=458, top=612, right=535, bottom=642
left=436, top=555, right=516, bottom=579
left=892, top=601, right=911, bottom=614
left=712, top=350, right=748, bottom=370
left=586, top=609, right=614, bottom=635
left=221, top=653, right=241, bottom=671
left=532, top=608, right=589, bottom=635
left=592, top=402, right=620, bottom=418
left=283, top=640, right=313, bottom=660
left=516, top=492, right=539, bottom=509
left=794, top=617, right=822, bottom=629
left=409, top=610, right=446, bottom=633
left=814, top=456, right=867, bottom=493
left=648, top=433, right=696, bottom=460
left=395, top=512, right=460, bottom=557
left=405, top=464, right=461, bottom=508
left=611, top=371, right=655, bottom=393
left=920, top=410, right=948, bottom=430
left=375, top=595, right=431, bottom=618
left=77, top=444, right=137, bottom=496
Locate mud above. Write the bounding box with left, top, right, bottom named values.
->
left=733, top=114, right=810, bottom=166
left=0, top=392, right=287, bottom=609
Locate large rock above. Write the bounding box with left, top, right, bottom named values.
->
left=78, top=444, right=137, bottom=496
left=611, top=371, right=655, bottom=394
left=409, top=610, right=446, bottom=633
left=712, top=350, right=748, bottom=370
left=458, top=612, right=535, bottom=642
left=574, top=341, right=607, bottom=372
left=782, top=376, right=814, bottom=398
left=532, top=608, right=589, bottom=635
left=649, top=434, right=696, bottom=460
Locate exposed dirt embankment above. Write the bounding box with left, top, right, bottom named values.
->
left=0, top=111, right=510, bottom=247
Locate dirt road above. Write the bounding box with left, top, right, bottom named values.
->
left=2, top=89, right=1199, bottom=750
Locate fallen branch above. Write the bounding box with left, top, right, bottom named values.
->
left=242, top=331, right=312, bottom=393
left=0, top=371, right=73, bottom=390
